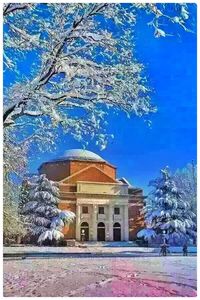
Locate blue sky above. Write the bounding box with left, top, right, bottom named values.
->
left=5, top=4, right=197, bottom=194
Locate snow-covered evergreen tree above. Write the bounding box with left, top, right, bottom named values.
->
left=137, top=167, right=196, bottom=245
left=19, top=179, right=31, bottom=214
left=21, top=174, right=75, bottom=244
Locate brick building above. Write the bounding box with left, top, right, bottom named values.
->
left=39, top=149, right=145, bottom=241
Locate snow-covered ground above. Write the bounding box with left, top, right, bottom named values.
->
left=4, top=244, right=197, bottom=254
left=4, top=256, right=197, bottom=297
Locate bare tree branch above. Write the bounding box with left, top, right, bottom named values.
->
left=3, top=3, right=30, bottom=16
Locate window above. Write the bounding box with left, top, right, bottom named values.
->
left=82, top=206, right=88, bottom=214
left=114, top=207, right=120, bottom=215
left=98, top=206, right=104, bottom=214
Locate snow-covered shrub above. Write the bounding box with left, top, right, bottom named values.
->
left=20, top=174, right=75, bottom=244
left=137, top=167, right=197, bottom=246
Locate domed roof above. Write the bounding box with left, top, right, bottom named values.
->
left=54, top=149, right=105, bottom=162
left=63, top=149, right=104, bottom=161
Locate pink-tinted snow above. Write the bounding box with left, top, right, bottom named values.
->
left=4, top=256, right=196, bottom=297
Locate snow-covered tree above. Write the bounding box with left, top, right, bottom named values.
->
left=4, top=3, right=194, bottom=146
left=21, top=174, right=75, bottom=244
left=173, top=162, right=197, bottom=221
left=3, top=175, right=27, bottom=243
left=19, top=179, right=31, bottom=213
left=3, top=4, right=154, bottom=141
left=137, top=167, right=196, bottom=245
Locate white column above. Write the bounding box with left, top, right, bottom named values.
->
left=108, top=204, right=113, bottom=241
left=92, top=204, right=97, bottom=241
left=76, top=204, right=81, bottom=241
left=123, top=204, right=129, bottom=241
left=105, top=206, right=109, bottom=241
left=120, top=206, right=124, bottom=241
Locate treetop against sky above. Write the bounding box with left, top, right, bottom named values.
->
left=3, top=3, right=197, bottom=193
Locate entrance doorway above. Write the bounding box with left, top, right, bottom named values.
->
left=80, top=222, right=89, bottom=241
left=97, top=222, right=105, bottom=241
left=113, top=222, right=121, bottom=241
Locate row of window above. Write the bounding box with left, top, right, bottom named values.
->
left=82, top=206, right=120, bottom=215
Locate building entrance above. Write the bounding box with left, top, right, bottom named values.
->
left=80, top=222, right=89, bottom=241
left=97, top=222, right=105, bottom=241
left=113, top=222, right=121, bottom=241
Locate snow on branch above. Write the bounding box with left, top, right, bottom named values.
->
left=3, top=4, right=31, bottom=16
left=3, top=3, right=154, bottom=136
left=3, top=3, right=195, bottom=171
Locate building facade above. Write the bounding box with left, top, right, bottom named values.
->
left=39, top=149, right=145, bottom=241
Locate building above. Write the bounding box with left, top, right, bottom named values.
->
left=39, top=149, right=145, bottom=241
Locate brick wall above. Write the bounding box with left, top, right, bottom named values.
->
left=59, top=184, right=77, bottom=193
left=128, top=189, right=145, bottom=240
left=39, top=161, right=70, bottom=181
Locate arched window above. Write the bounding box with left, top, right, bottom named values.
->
left=113, top=222, right=121, bottom=228
left=98, top=222, right=105, bottom=227
left=81, top=222, right=89, bottom=228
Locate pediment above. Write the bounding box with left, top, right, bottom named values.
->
left=60, top=165, right=117, bottom=184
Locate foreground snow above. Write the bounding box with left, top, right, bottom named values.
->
left=4, top=256, right=196, bottom=297
left=3, top=245, right=197, bottom=254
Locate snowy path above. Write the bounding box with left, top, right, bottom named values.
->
left=3, top=245, right=197, bottom=254
left=4, top=256, right=197, bottom=297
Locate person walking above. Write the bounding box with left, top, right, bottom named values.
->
left=183, top=243, right=188, bottom=256
left=160, top=242, right=168, bottom=256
